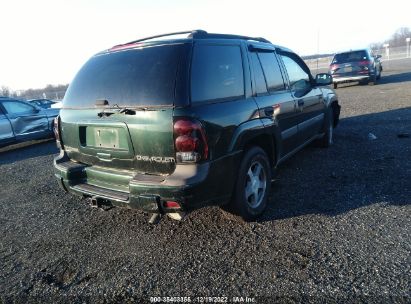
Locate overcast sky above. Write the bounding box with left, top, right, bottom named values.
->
left=1, top=0, right=410, bottom=90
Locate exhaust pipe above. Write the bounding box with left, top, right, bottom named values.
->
left=90, top=196, right=100, bottom=208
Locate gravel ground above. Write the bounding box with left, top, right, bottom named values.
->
left=1, top=59, right=410, bottom=303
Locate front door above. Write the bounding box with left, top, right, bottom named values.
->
left=249, top=50, right=299, bottom=156
left=279, top=52, right=325, bottom=143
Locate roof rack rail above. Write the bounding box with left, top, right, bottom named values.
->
left=193, top=31, right=271, bottom=44
left=111, top=30, right=271, bottom=49
left=113, top=30, right=207, bottom=48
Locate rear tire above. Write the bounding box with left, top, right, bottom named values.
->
left=319, top=107, right=334, bottom=147
left=369, top=74, right=376, bottom=85
left=376, top=68, right=382, bottom=80
left=333, top=83, right=338, bottom=89
left=229, top=147, right=271, bottom=221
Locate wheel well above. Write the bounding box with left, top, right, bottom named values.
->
left=243, top=134, right=276, bottom=166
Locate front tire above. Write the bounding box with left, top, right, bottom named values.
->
left=230, top=147, right=271, bottom=221
left=376, top=68, right=382, bottom=80
left=369, top=74, right=377, bottom=85
left=333, top=83, right=338, bottom=89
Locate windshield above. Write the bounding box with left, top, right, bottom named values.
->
left=63, top=43, right=189, bottom=108
left=332, top=50, right=368, bottom=64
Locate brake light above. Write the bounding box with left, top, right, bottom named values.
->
left=330, top=64, right=339, bottom=71
left=173, top=119, right=208, bottom=163
left=359, top=60, right=370, bottom=66
left=109, top=42, right=143, bottom=52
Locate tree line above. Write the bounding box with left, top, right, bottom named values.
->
left=370, top=27, right=411, bottom=50
left=0, top=84, right=68, bottom=101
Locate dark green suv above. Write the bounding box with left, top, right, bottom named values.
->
left=54, top=30, right=340, bottom=221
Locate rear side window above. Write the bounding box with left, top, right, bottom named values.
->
left=191, top=44, right=244, bottom=103
left=63, top=44, right=189, bottom=107
left=332, top=50, right=368, bottom=64
left=250, top=53, right=268, bottom=95
left=258, top=53, right=285, bottom=93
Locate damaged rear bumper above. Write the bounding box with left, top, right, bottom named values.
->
left=54, top=150, right=241, bottom=213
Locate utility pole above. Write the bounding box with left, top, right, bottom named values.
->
left=383, top=43, right=390, bottom=61
left=316, top=28, right=320, bottom=70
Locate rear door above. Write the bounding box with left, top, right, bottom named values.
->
left=1, top=100, right=49, bottom=140
left=248, top=48, right=299, bottom=156
left=278, top=51, right=325, bottom=143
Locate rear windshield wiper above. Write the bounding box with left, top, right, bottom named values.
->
left=95, top=100, right=164, bottom=117
left=97, top=107, right=136, bottom=117
left=96, top=101, right=137, bottom=117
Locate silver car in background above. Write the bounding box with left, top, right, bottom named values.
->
left=0, top=97, right=59, bottom=147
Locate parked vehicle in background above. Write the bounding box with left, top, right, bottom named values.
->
left=54, top=30, right=341, bottom=222
left=0, top=97, right=59, bottom=147
left=329, top=49, right=383, bottom=88
left=27, top=98, right=59, bottom=109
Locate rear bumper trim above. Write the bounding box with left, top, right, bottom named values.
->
left=333, top=75, right=369, bottom=83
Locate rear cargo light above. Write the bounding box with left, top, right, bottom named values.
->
left=173, top=119, right=208, bottom=163
left=164, top=201, right=180, bottom=209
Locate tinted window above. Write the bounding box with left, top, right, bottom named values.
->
left=63, top=44, right=188, bottom=107
left=250, top=53, right=268, bottom=95
left=191, top=44, right=244, bottom=102
left=332, top=50, right=368, bottom=64
left=258, top=53, right=285, bottom=93
left=281, top=55, right=311, bottom=92
left=2, top=101, right=35, bottom=114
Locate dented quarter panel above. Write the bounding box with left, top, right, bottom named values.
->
left=8, top=113, right=49, bottom=137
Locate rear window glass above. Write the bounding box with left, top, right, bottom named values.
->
left=191, top=44, right=244, bottom=103
left=332, top=50, right=368, bottom=64
left=63, top=44, right=188, bottom=107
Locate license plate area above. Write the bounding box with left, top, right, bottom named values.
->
left=79, top=126, right=128, bottom=150
left=94, top=128, right=119, bottom=149
left=344, top=66, right=353, bottom=73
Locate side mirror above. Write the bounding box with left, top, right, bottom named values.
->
left=315, top=73, right=333, bottom=86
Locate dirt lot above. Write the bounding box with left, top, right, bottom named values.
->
left=1, top=59, right=410, bottom=303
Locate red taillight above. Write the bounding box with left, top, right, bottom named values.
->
left=175, top=135, right=199, bottom=152
left=359, top=60, right=370, bottom=66
left=163, top=201, right=180, bottom=209
left=173, top=119, right=208, bottom=163
left=330, top=64, right=339, bottom=71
